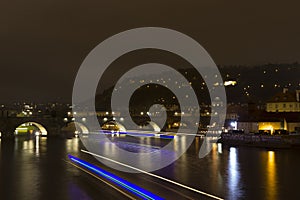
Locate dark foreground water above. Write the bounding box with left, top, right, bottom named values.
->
left=1, top=136, right=300, bottom=200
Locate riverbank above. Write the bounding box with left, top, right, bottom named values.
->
left=218, top=133, right=300, bottom=149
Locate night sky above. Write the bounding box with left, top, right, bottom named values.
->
left=0, top=0, right=299, bottom=102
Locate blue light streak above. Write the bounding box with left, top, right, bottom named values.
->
left=68, top=155, right=164, bottom=200
left=127, top=132, right=156, bottom=137
left=160, top=135, right=174, bottom=139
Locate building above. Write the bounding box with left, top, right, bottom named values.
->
left=258, top=119, right=287, bottom=135
left=235, top=90, right=300, bottom=134
left=237, top=121, right=258, bottom=133
left=237, top=112, right=300, bottom=134
left=266, top=88, right=300, bottom=112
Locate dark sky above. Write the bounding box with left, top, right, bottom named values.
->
left=0, top=0, right=299, bottom=102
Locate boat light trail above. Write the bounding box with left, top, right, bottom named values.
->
left=68, top=154, right=164, bottom=200
left=81, top=149, right=224, bottom=200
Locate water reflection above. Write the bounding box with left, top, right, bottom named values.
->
left=266, top=151, right=277, bottom=200
left=0, top=136, right=99, bottom=199
left=82, top=135, right=182, bottom=172
left=210, top=143, right=223, bottom=191
left=66, top=137, right=80, bottom=155
left=228, top=147, right=243, bottom=199
left=1, top=135, right=299, bottom=199
left=7, top=137, right=45, bottom=199
left=35, top=136, right=40, bottom=156
left=68, top=182, right=92, bottom=200
left=217, top=143, right=222, bottom=154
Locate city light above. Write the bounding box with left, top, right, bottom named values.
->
left=224, top=80, right=237, bottom=86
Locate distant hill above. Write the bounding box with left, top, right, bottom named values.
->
left=95, top=63, right=300, bottom=109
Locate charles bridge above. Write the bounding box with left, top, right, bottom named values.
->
left=0, top=113, right=204, bottom=139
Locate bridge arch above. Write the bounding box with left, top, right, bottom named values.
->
left=14, top=121, right=48, bottom=136
left=147, top=121, right=161, bottom=132
left=62, top=122, right=89, bottom=134
left=134, top=121, right=162, bottom=132
left=101, top=120, right=127, bottom=132
left=115, top=121, right=126, bottom=132
left=171, top=121, right=189, bottom=129
left=73, top=122, right=89, bottom=134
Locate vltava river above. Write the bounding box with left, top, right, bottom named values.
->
left=1, top=136, right=299, bottom=199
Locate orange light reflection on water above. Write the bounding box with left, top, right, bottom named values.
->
left=266, top=151, right=277, bottom=200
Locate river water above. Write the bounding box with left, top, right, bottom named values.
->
left=0, top=136, right=299, bottom=199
